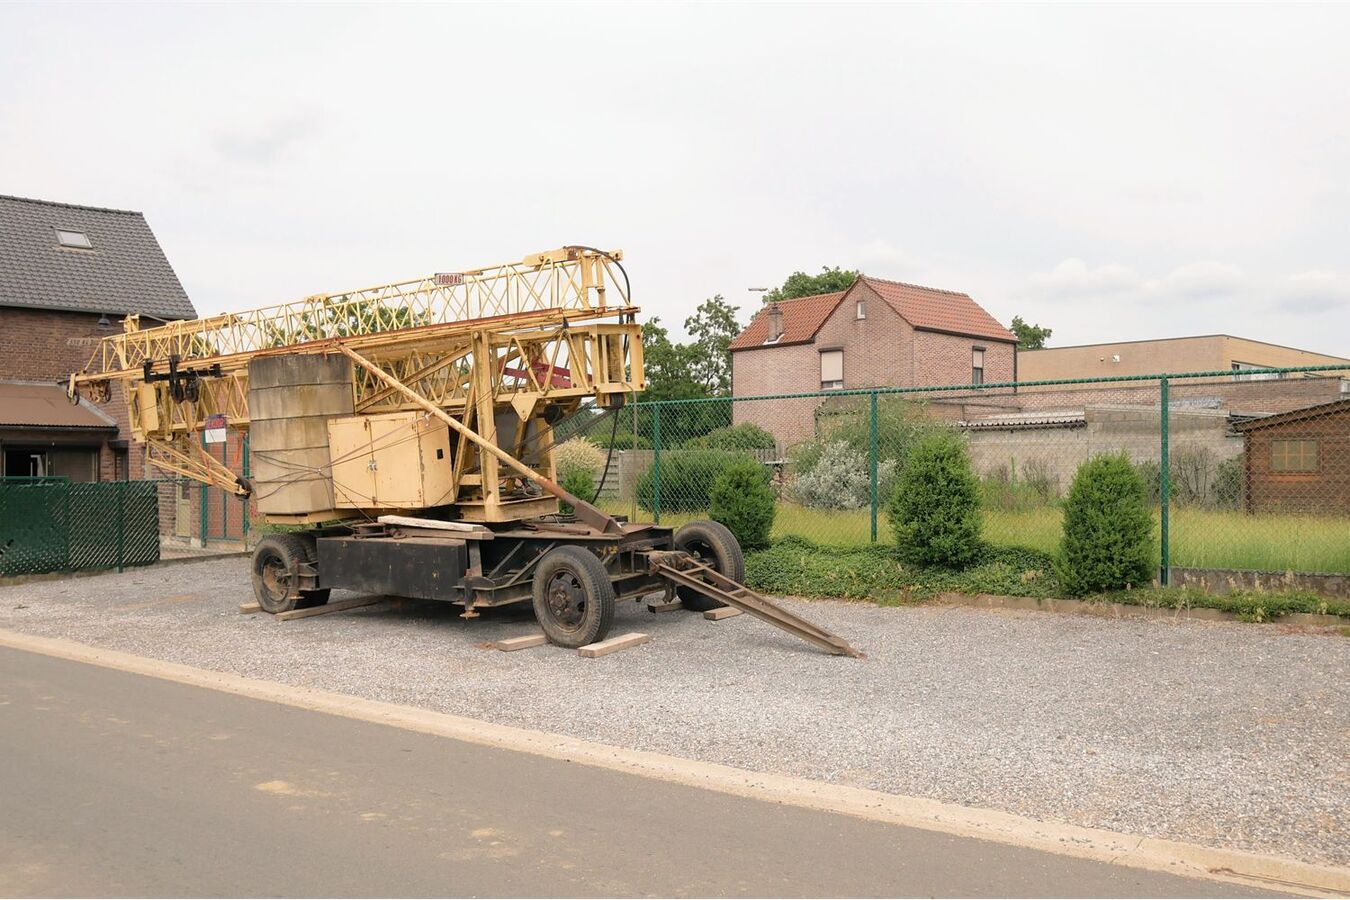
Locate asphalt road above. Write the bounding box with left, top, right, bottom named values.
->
left=0, top=646, right=1267, bottom=898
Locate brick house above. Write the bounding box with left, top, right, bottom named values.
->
left=729, top=276, right=1016, bottom=443
left=1232, top=398, right=1350, bottom=515
left=0, top=195, right=197, bottom=484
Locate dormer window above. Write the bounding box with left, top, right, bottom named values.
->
left=56, top=229, right=92, bottom=249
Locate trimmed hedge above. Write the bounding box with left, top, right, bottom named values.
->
left=636, top=449, right=752, bottom=513
left=1058, top=453, right=1154, bottom=595
left=710, top=457, right=776, bottom=549
left=887, top=430, right=981, bottom=567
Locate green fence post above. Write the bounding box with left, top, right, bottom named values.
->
left=869, top=391, right=879, bottom=543
left=116, top=480, right=126, bottom=572
left=1159, top=376, right=1170, bottom=585
left=652, top=404, right=662, bottom=524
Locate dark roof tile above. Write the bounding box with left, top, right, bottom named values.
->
left=0, top=194, right=197, bottom=321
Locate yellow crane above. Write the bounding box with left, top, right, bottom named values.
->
left=69, top=247, right=860, bottom=657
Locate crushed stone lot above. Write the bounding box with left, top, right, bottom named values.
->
left=1, top=557, right=1346, bottom=868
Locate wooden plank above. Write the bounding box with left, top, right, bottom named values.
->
left=647, top=599, right=683, bottom=613
left=578, top=632, right=651, bottom=658
left=492, top=633, right=547, bottom=652
left=276, top=596, right=382, bottom=621
left=377, top=514, right=491, bottom=535
left=703, top=606, right=743, bottom=621
left=239, top=602, right=262, bottom=615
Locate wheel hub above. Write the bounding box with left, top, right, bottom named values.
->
left=546, top=571, right=586, bottom=631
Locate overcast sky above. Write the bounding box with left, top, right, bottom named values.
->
left=2, top=2, right=1347, bottom=355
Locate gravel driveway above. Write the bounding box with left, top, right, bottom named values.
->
left=1, top=557, right=1346, bottom=868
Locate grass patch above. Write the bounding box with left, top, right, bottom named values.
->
left=744, top=536, right=1061, bottom=603
left=742, top=537, right=1350, bottom=621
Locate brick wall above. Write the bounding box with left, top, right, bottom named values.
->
left=0, top=306, right=141, bottom=482
left=731, top=283, right=1017, bottom=445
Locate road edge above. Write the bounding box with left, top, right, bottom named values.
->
left=1, top=627, right=1344, bottom=898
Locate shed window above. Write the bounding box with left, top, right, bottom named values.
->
left=1271, top=439, right=1317, bottom=473
left=56, top=229, right=92, bottom=249
left=820, top=349, right=843, bottom=390
left=972, top=347, right=986, bottom=385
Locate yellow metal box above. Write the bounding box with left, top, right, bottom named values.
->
left=327, top=412, right=455, bottom=509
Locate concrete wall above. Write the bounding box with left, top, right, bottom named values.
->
left=965, top=406, right=1241, bottom=497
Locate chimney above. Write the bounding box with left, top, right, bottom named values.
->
left=766, top=303, right=783, bottom=343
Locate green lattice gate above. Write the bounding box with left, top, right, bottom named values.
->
left=0, top=480, right=160, bottom=576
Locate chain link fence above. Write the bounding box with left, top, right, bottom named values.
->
left=576, top=365, right=1349, bottom=584
left=0, top=478, right=161, bottom=576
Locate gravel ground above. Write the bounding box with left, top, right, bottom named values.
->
left=1, top=558, right=1346, bottom=868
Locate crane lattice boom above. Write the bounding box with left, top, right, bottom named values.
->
left=68, top=247, right=643, bottom=531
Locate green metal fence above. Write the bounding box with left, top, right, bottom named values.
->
left=0, top=478, right=161, bottom=576
left=584, top=364, right=1350, bottom=581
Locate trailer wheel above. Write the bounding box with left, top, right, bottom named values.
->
left=251, top=534, right=310, bottom=614
left=672, top=520, right=744, bottom=612
left=531, top=546, right=616, bottom=648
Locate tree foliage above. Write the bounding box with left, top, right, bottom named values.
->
left=1010, top=315, right=1052, bottom=350
left=763, top=266, right=860, bottom=303
left=683, top=294, right=740, bottom=395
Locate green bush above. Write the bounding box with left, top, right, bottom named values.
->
left=686, top=423, right=776, bottom=451
left=887, top=430, right=981, bottom=567
left=1058, top=453, right=1154, bottom=595
left=709, top=457, right=776, bottom=550
left=559, top=468, right=596, bottom=517
left=636, top=449, right=751, bottom=513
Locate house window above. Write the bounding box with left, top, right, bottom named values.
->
left=820, top=349, right=843, bottom=390
left=56, top=229, right=92, bottom=249
left=1270, top=439, right=1318, bottom=473
left=1233, top=361, right=1283, bottom=382
left=972, top=347, right=986, bottom=385
left=856, top=299, right=866, bottom=320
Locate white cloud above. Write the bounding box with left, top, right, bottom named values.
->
left=1027, top=259, right=1142, bottom=300
left=1149, top=261, right=1244, bottom=302
left=1278, top=270, right=1350, bottom=315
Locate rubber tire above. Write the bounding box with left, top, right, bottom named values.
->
left=672, top=520, right=745, bottom=612
left=531, top=545, right=616, bottom=649
left=250, top=533, right=311, bottom=614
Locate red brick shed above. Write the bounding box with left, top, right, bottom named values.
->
left=1232, top=397, right=1350, bottom=514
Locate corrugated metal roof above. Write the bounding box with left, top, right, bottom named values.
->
left=960, top=410, right=1086, bottom=430
left=0, top=381, right=118, bottom=429
left=0, top=194, right=197, bottom=321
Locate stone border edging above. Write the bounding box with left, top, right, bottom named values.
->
left=935, top=591, right=1346, bottom=627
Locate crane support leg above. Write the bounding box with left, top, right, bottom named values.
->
left=334, top=343, right=624, bottom=535
left=647, top=551, right=864, bottom=658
